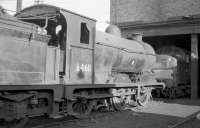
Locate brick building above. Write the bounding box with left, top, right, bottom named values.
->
left=111, top=0, right=200, bottom=23
left=110, top=0, right=199, bottom=99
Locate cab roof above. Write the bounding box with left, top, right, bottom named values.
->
left=16, top=4, right=96, bottom=22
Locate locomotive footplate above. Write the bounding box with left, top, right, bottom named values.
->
left=114, top=82, right=165, bottom=88
left=72, top=91, right=137, bottom=99
left=65, top=82, right=165, bottom=100
left=65, top=82, right=165, bottom=116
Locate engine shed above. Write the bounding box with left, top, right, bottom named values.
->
left=116, top=16, right=199, bottom=99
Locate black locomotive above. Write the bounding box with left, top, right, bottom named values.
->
left=0, top=4, right=176, bottom=124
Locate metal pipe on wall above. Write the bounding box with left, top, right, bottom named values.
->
left=16, top=0, right=22, bottom=13
left=191, top=34, right=199, bottom=99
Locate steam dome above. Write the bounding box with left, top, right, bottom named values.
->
left=105, top=25, right=121, bottom=37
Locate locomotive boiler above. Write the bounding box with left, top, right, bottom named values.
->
left=95, top=30, right=157, bottom=84
left=0, top=4, right=176, bottom=125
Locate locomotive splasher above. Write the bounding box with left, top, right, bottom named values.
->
left=0, top=4, right=176, bottom=125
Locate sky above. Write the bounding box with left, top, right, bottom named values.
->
left=0, top=0, right=110, bottom=31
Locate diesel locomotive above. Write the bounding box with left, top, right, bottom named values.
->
left=0, top=4, right=177, bottom=123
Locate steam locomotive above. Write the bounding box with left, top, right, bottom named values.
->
left=0, top=4, right=176, bottom=124
left=153, top=46, right=190, bottom=98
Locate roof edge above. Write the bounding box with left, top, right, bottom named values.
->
left=115, top=16, right=200, bottom=29
left=16, top=4, right=96, bottom=22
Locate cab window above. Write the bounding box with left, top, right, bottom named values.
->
left=80, top=22, right=90, bottom=44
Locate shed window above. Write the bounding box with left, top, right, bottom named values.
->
left=80, top=23, right=90, bottom=44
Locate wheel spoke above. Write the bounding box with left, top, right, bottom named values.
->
left=112, top=96, right=126, bottom=111
left=68, top=99, right=94, bottom=118
left=80, top=104, right=85, bottom=114
left=78, top=103, right=83, bottom=114
left=73, top=103, right=80, bottom=113
left=137, top=87, right=152, bottom=106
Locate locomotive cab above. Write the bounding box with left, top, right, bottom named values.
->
left=16, top=5, right=67, bottom=84
left=16, top=4, right=96, bottom=84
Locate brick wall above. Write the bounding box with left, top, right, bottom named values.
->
left=161, top=0, right=200, bottom=20
left=110, top=0, right=200, bottom=23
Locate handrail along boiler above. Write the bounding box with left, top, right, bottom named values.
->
left=0, top=4, right=176, bottom=122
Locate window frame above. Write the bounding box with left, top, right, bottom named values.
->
left=80, top=22, right=90, bottom=44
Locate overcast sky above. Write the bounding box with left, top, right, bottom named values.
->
left=0, top=0, right=110, bottom=31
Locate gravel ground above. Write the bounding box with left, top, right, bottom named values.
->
left=25, top=98, right=200, bottom=128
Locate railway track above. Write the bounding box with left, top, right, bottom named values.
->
left=24, top=110, right=117, bottom=128
left=1, top=99, right=200, bottom=128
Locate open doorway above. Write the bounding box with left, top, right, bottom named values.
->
left=143, top=35, right=191, bottom=51
left=143, top=34, right=192, bottom=98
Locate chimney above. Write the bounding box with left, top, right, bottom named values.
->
left=34, top=0, right=44, bottom=5
left=16, top=0, right=22, bottom=13
left=132, top=33, right=143, bottom=42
